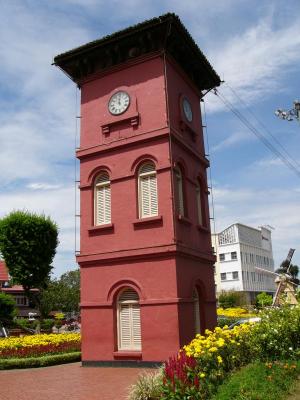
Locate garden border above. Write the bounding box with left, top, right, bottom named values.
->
left=0, top=351, right=81, bottom=370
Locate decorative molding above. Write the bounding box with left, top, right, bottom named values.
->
left=133, top=215, right=163, bottom=227
left=88, top=224, right=114, bottom=234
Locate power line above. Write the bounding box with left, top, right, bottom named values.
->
left=225, top=83, right=300, bottom=170
left=214, top=89, right=300, bottom=179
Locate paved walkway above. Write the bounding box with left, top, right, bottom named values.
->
left=0, top=362, right=153, bottom=400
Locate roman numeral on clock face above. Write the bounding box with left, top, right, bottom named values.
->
left=108, top=91, right=130, bottom=115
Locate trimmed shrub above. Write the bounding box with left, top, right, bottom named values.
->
left=0, top=352, right=81, bottom=370
left=218, top=291, right=245, bottom=308
left=40, top=319, right=55, bottom=330
left=256, top=292, right=273, bottom=308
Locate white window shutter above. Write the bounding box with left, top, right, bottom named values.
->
left=119, top=304, right=131, bottom=349
left=175, top=168, right=184, bottom=216
left=194, top=290, right=200, bottom=334
left=132, top=304, right=141, bottom=348
left=139, top=163, right=158, bottom=218
left=118, top=289, right=141, bottom=350
left=95, top=172, right=111, bottom=225
left=196, top=183, right=203, bottom=225
left=141, top=177, right=150, bottom=217
left=149, top=174, right=158, bottom=216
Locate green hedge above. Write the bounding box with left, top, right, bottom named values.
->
left=0, top=352, right=81, bottom=370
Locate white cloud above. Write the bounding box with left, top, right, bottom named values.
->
left=211, top=130, right=252, bottom=152
left=27, top=183, right=62, bottom=190
left=205, top=15, right=300, bottom=112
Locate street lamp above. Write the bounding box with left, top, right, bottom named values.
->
left=275, top=100, right=300, bottom=122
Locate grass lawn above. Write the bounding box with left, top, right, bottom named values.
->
left=212, top=361, right=300, bottom=400
left=286, top=377, right=300, bottom=399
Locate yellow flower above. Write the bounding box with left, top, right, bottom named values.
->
left=199, top=373, right=206, bottom=378
left=217, top=355, right=223, bottom=364
left=208, top=347, right=218, bottom=353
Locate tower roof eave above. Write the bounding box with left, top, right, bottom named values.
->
left=54, top=13, right=220, bottom=91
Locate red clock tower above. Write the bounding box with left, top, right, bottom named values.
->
left=55, top=14, right=220, bottom=366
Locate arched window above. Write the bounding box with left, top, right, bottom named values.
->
left=196, top=181, right=203, bottom=225
left=117, top=288, right=141, bottom=350
left=94, top=171, right=111, bottom=225
left=138, top=162, right=158, bottom=218
left=193, top=288, right=200, bottom=334
left=174, top=166, right=185, bottom=216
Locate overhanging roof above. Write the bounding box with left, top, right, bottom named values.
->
left=54, top=13, right=220, bottom=91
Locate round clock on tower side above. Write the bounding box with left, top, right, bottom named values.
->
left=108, top=91, right=130, bottom=115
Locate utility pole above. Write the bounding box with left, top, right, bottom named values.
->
left=275, top=100, right=300, bottom=123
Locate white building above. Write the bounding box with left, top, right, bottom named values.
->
left=212, top=223, right=276, bottom=303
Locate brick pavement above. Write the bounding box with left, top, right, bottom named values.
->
left=0, top=362, right=153, bottom=400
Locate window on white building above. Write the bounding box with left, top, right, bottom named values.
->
left=95, top=172, right=111, bottom=225
left=117, top=288, right=141, bottom=351
left=231, top=251, right=237, bottom=260
left=232, top=271, right=239, bottom=280
left=219, top=253, right=225, bottom=262
left=138, top=162, right=158, bottom=218
left=221, top=272, right=227, bottom=281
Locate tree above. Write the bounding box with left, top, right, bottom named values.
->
left=40, top=269, right=80, bottom=317
left=256, top=292, right=273, bottom=308
left=0, top=292, right=17, bottom=325
left=0, top=210, right=59, bottom=310
left=276, top=261, right=299, bottom=285
left=218, top=290, right=245, bottom=308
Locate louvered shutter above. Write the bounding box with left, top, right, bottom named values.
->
left=132, top=304, right=141, bottom=348
left=194, top=290, right=200, bottom=334
left=95, top=173, right=111, bottom=225
left=119, top=304, right=131, bottom=349
left=196, top=183, right=203, bottom=225
left=139, top=163, right=158, bottom=218
left=118, top=289, right=141, bottom=350
left=175, top=168, right=184, bottom=216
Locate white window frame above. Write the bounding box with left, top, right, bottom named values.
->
left=196, top=181, right=203, bottom=225
left=94, top=172, right=111, bottom=225
left=138, top=162, right=158, bottom=219
left=232, top=271, right=239, bottom=280
left=193, top=289, right=200, bottom=334
left=221, top=272, right=227, bottom=281
left=174, top=167, right=185, bottom=216
left=117, top=289, right=141, bottom=351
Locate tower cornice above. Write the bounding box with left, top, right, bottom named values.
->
left=54, top=13, right=220, bottom=92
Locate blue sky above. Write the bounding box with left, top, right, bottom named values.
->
left=1, top=0, right=300, bottom=277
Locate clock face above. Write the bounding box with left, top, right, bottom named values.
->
left=183, top=97, right=193, bottom=122
left=108, top=91, right=130, bottom=115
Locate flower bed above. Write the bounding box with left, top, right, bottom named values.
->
left=217, top=307, right=255, bottom=318
left=162, top=324, right=253, bottom=399
left=0, top=333, right=81, bottom=358
left=129, top=306, right=300, bottom=400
